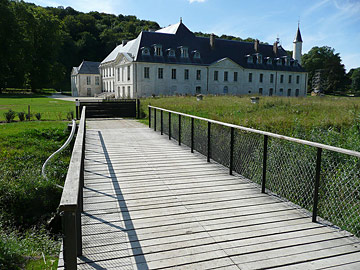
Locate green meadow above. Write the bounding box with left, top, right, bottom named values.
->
left=141, top=95, right=360, bottom=151
left=0, top=94, right=74, bottom=122
left=0, top=94, right=74, bottom=269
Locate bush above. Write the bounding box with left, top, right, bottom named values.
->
left=66, top=111, right=74, bottom=121
left=17, top=112, right=25, bottom=122
left=4, top=109, right=16, bottom=123
left=35, top=113, right=41, bottom=121
left=26, top=113, right=32, bottom=121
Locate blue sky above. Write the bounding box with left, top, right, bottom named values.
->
left=30, top=0, right=360, bottom=71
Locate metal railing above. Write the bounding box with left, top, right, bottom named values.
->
left=42, top=119, right=77, bottom=188
left=59, top=107, right=86, bottom=270
left=149, top=105, right=360, bottom=239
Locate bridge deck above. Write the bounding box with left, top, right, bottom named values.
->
left=59, top=119, right=359, bottom=270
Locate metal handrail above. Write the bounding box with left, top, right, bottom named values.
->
left=148, top=105, right=360, bottom=158
left=42, top=119, right=77, bottom=188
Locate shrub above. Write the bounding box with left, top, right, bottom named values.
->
left=66, top=111, right=74, bottom=121
left=26, top=113, right=32, bottom=121
left=4, top=109, right=16, bottom=123
left=35, top=113, right=41, bottom=120
left=17, top=112, right=25, bottom=122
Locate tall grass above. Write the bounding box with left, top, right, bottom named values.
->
left=0, top=121, right=72, bottom=268
left=141, top=95, right=360, bottom=150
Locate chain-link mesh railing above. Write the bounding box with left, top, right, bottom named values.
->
left=266, top=139, right=317, bottom=211
left=148, top=106, right=360, bottom=238
left=318, top=151, right=360, bottom=237
left=233, top=130, right=263, bottom=185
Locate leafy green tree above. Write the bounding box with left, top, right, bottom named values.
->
left=302, top=46, right=346, bottom=93
left=350, top=68, right=360, bottom=93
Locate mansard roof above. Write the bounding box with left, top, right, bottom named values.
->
left=102, top=22, right=305, bottom=72
left=74, top=61, right=100, bottom=75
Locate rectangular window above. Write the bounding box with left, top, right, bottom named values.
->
left=280, top=74, right=284, bottom=83
left=260, top=73, right=263, bottom=83
left=172, top=69, right=176, bottom=80
left=196, top=70, right=201, bottom=80
left=95, top=76, right=99, bottom=85
left=224, top=71, right=228, bottom=81
left=117, top=68, right=120, bottom=81
left=158, top=68, right=163, bottom=79
left=184, top=69, right=189, bottom=80
left=234, top=72, right=238, bottom=82
left=128, top=86, right=131, bottom=98
left=144, top=67, right=150, bottom=79
left=259, top=88, right=263, bottom=95
left=127, top=66, right=130, bottom=81
left=296, top=75, right=300, bottom=84
left=248, top=73, right=252, bottom=82
left=214, top=71, right=218, bottom=81
left=270, top=74, right=274, bottom=83
left=289, top=75, right=292, bottom=83
left=86, top=76, right=91, bottom=85
left=122, top=68, right=124, bottom=82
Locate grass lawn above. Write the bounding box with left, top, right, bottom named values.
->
left=0, top=94, right=75, bottom=122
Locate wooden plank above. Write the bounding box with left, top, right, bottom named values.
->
left=68, top=119, right=360, bottom=270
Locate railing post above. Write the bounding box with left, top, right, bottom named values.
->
left=230, top=127, right=234, bottom=175
left=262, top=135, right=268, bottom=193
left=191, top=118, right=194, bottom=153
left=169, top=112, right=171, bottom=140
left=161, top=110, right=163, bottom=135
left=312, top=148, right=322, bottom=222
left=148, top=107, right=151, bottom=128
left=178, top=114, right=181, bottom=145
left=137, top=99, right=140, bottom=119
left=207, top=122, right=211, bottom=162
left=154, top=108, right=157, bottom=132
left=62, top=210, right=77, bottom=270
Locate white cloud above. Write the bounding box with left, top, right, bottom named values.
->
left=188, top=0, right=207, bottom=3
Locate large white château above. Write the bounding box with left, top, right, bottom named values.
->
left=72, top=21, right=306, bottom=97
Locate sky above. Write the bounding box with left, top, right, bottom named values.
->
left=29, top=0, right=360, bottom=71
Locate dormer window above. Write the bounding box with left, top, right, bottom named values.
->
left=246, top=55, right=253, bottom=64
left=153, top=44, right=163, bottom=56
left=256, top=53, right=263, bottom=64
left=193, top=50, right=200, bottom=59
left=141, top=47, right=150, bottom=56
left=276, top=58, right=282, bottom=66
left=167, top=49, right=175, bottom=57
left=265, top=57, right=272, bottom=65
left=282, top=56, right=290, bottom=66
left=293, top=60, right=298, bottom=67
left=180, top=46, right=189, bottom=58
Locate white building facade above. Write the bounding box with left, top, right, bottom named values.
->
left=98, top=21, right=307, bottom=98
left=71, top=61, right=101, bottom=97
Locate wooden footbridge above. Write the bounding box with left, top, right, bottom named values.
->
left=57, top=107, right=360, bottom=270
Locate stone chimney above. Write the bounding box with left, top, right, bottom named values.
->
left=273, top=41, right=278, bottom=55
left=210, top=33, right=215, bottom=49
left=122, top=40, right=128, bottom=46
left=254, top=39, right=259, bottom=52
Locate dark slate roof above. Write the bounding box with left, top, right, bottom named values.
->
left=76, top=61, right=100, bottom=74
left=133, top=22, right=305, bottom=72
left=294, top=27, right=303, bottom=43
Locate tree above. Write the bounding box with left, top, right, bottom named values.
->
left=302, top=46, right=346, bottom=93
left=350, top=68, right=360, bottom=93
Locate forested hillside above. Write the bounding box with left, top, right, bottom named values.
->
left=0, top=0, right=160, bottom=91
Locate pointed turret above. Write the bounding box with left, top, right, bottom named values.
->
left=293, top=26, right=303, bottom=43
left=292, top=24, right=303, bottom=65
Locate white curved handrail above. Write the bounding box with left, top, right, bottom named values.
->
left=42, top=119, right=77, bottom=188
